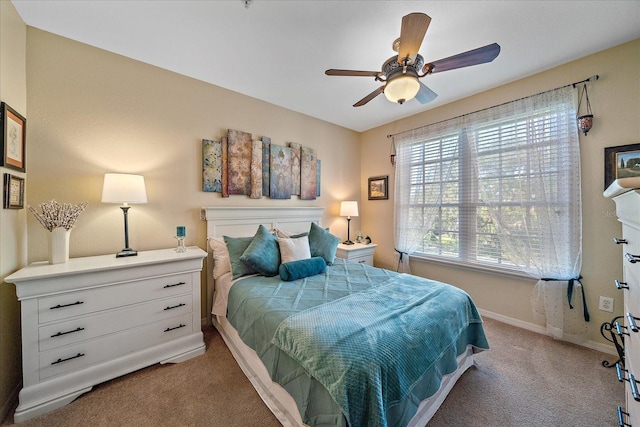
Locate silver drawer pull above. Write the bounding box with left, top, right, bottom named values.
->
left=615, top=280, right=630, bottom=290
left=163, top=281, right=186, bottom=289
left=625, top=253, right=640, bottom=264
left=51, top=352, right=85, bottom=365
left=617, top=406, right=631, bottom=427
left=614, top=237, right=628, bottom=245
left=615, top=322, right=629, bottom=337
left=50, top=300, right=84, bottom=310
left=617, top=363, right=640, bottom=402
left=51, top=327, right=85, bottom=338
left=164, top=303, right=186, bottom=311
left=164, top=324, right=186, bottom=332
left=627, top=313, right=639, bottom=333
left=616, top=362, right=640, bottom=402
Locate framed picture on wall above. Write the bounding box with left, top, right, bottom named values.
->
left=368, top=175, right=389, bottom=200
left=1, top=102, right=26, bottom=172
left=3, top=173, right=24, bottom=209
left=604, top=143, right=640, bottom=190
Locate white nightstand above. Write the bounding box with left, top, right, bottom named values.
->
left=5, top=247, right=207, bottom=423
left=335, top=243, right=377, bottom=266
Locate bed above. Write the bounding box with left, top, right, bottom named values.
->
left=201, top=206, right=489, bottom=427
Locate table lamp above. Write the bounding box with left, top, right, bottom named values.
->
left=340, top=201, right=359, bottom=245
left=101, top=173, right=147, bottom=257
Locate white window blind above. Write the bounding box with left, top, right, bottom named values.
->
left=394, top=85, right=581, bottom=279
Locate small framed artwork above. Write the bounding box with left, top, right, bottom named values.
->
left=1, top=102, right=26, bottom=172
left=604, top=143, right=640, bottom=190
left=3, top=173, right=24, bottom=209
left=368, top=175, right=389, bottom=200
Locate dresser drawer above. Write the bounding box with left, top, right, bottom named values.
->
left=38, top=294, right=193, bottom=351
left=39, top=313, right=194, bottom=380
left=38, top=273, right=193, bottom=324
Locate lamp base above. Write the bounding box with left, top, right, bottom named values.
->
left=116, top=249, right=138, bottom=258
left=342, top=240, right=355, bottom=245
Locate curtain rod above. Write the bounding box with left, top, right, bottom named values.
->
left=387, top=74, right=599, bottom=139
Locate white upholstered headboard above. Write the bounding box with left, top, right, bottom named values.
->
left=200, top=206, right=325, bottom=323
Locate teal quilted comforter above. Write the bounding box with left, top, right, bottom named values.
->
left=226, top=260, right=488, bottom=427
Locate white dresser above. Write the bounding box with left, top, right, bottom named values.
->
left=607, top=184, right=640, bottom=426
left=5, top=247, right=207, bottom=423
left=335, top=243, right=377, bottom=266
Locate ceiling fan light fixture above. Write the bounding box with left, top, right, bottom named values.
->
left=384, top=74, right=420, bottom=104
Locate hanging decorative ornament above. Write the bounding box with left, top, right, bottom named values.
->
left=577, top=82, right=594, bottom=136
left=390, top=136, right=397, bottom=166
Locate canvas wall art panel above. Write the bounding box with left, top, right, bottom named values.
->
left=270, top=144, right=292, bottom=199
left=227, top=129, right=252, bottom=195
left=250, top=140, right=263, bottom=199
left=316, top=159, right=321, bottom=197
left=221, top=136, right=229, bottom=197
left=289, top=142, right=301, bottom=196
left=262, top=137, right=271, bottom=196
left=202, top=139, right=222, bottom=192
left=300, top=146, right=317, bottom=200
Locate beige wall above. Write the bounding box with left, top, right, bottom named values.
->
left=25, top=28, right=362, bottom=317
left=0, top=0, right=27, bottom=420
left=360, top=39, right=640, bottom=346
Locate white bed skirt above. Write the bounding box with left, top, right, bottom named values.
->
left=214, top=315, right=475, bottom=427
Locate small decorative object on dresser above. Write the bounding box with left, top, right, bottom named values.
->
left=28, top=199, right=88, bottom=264
left=4, top=247, right=207, bottom=423
left=335, top=242, right=377, bottom=266
left=175, top=225, right=187, bottom=253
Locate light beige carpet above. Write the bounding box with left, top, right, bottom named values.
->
left=3, top=318, right=623, bottom=426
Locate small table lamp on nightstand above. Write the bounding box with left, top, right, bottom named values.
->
left=340, top=200, right=358, bottom=245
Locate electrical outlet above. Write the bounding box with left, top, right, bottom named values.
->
left=599, top=296, right=614, bottom=313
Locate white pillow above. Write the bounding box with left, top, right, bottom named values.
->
left=277, top=235, right=311, bottom=263
left=209, top=237, right=232, bottom=280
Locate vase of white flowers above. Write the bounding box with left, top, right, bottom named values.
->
left=29, top=200, right=87, bottom=264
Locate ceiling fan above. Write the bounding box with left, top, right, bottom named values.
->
left=325, top=13, right=501, bottom=107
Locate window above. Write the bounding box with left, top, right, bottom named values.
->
left=394, top=86, right=581, bottom=278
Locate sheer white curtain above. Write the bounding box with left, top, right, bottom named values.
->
left=394, top=117, right=463, bottom=273
left=394, top=85, right=587, bottom=342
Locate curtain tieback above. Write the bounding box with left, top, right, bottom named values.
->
left=541, top=276, right=590, bottom=322
left=394, top=248, right=408, bottom=272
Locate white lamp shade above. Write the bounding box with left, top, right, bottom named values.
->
left=101, top=173, right=147, bottom=204
left=384, top=75, right=420, bottom=104
left=340, top=201, right=359, bottom=217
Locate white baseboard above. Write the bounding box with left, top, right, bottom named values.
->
left=479, top=309, right=617, bottom=356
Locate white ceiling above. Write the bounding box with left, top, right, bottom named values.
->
left=11, top=0, right=640, bottom=132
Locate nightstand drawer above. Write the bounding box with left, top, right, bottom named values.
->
left=347, top=254, right=374, bottom=265
left=39, top=313, right=194, bottom=380
left=38, top=273, right=193, bottom=324
left=38, top=294, right=193, bottom=351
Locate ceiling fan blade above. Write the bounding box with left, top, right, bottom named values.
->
left=427, top=43, right=501, bottom=74
left=325, top=69, right=381, bottom=77
left=354, top=86, right=384, bottom=107
left=397, top=13, right=431, bottom=65
left=415, top=82, right=438, bottom=105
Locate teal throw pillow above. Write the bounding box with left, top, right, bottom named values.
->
left=224, top=235, right=256, bottom=279
left=279, top=257, right=326, bottom=281
left=240, top=225, right=281, bottom=277
left=308, top=222, right=340, bottom=265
